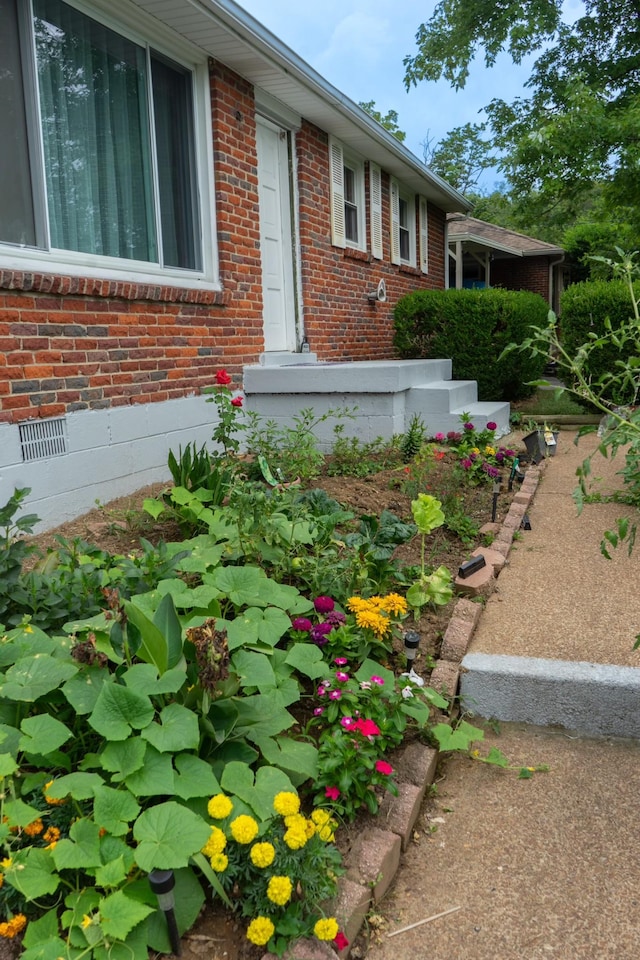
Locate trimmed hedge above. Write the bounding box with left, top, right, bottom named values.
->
left=393, top=288, right=548, bottom=401
left=560, top=278, right=640, bottom=405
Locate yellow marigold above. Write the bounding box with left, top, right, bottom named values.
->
left=230, top=815, right=259, bottom=845
left=273, top=791, right=300, bottom=816
left=354, top=609, right=382, bottom=631
left=43, top=826, right=60, bottom=843
left=24, top=818, right=44, bottom=837
left=346, top=596, right=368, bottom=612
left=250, top=842, right=276, bottom=868
left=485, top=445, right=496, bottom=456
left=43, top=781, right=66, bottom=806
left=365, top=595, right=384, bottom=609
left=201, top=825, right=227, bottom=857
left=380, top=592, right=408, bottom=615
left=209, top=853, right=229, bottom=872
left=471, top=446, right=480, bottom=455
left=311, top=808, right=331, bottom=827
left=283, top=825, right=308, bottom=850
left=314, top=917, right=339, bottom=941
left=318, top=825, right=335, bottom=842
left=0, top=914, right=27, bottom=939
left=246, top=916, right=275, bottom=946
left=305, top=818, right=316, bottom=839
left=284, top=813, right=306, bottom=829
left=207, top=794, right=233, bottom=819
left=0, top=875, right=3, bottom=889
left=267, top=875, right=293, bottom=906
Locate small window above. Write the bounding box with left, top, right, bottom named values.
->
left=390, top=179, right=415, bottom=267
left=328, top=137, right=365, bottom=251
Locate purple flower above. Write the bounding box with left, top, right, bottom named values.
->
left=495, top=451, right=505, bottom=462
left=469, top=452, right=477, bottom=461
left=311, top=622, right=334, bottom=645
left=482, top=463, right=500, bottom=478
left=461, top=458, right=473, bottom=470
left=370, top=675, right=385, bottom=685
left=291, top=617, right=312, bottom=633
left=504, top=448, right=516, bottom=457
left=313, top=707, right=324, bottom=716
left=335, top=671, right=349, bottom=683
left=464, top=422, right=474, bottom=431
left=487, top=421, right=497, bottom=431
left=434, top=432, right=446, bottom=442
left=329, top=690, right=342, bottom=700
left=447, top=431, right=462, bottom=441
left=314, top=596, right=335, bottom=614
left=325, top=610, right=346, bottom=625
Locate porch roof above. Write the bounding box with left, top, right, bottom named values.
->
left=131, top=0, right=471, bottom=213
left=447, top=215, right=564, bottom=260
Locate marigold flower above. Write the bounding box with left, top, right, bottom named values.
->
left=273, top=791, right=300, bottom=816
left=246, top=916, right=275, bottom=946
left=314, top=917, right=339, bottom=941
left=207, top=794, right=233, bottom=820
left=201, top=825, right=227, bottom=857
left=346, top=596, right=368, bottom=612
left=318, top=824, right=335, bottom=842
left=215, top=369, right=232, bottom=385
left=485, top=445, right=496, bottom=456
left=43, top=826, right=60, bottom=843
left=380, top=593, right=408, bottom=615
left=24, top=818, right=44, bottom=836
left=0, top=914, right=27, bottom=939
left=209, top=852, right=229, bottom=872
left=250, top=842, right=276, bottom=868
left=283, top=825, right=308, bottom=849
left=311, top=808, right=332, bottom=826
left=284, top=813, right=306, bottom=829
left=230, top=815, right=259, bottom=844
left=375, top=760, right=394, bottom=776
left=0, top=875, right=3, bottom=889
left=267, top=875, right=293, bottom=906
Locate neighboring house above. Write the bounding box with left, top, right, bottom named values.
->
left=447, top=215, right=566, bottom=313
left=1, top=0, right=507, bottom=531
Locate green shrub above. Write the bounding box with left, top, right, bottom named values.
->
left=560, top=278, right=640, bottom=404
left=393, top=288, right=548, bottom=401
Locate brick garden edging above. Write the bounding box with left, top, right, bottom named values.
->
left=263, top=462, right=546, bottom=960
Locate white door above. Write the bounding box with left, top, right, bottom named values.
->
left=256, top=117, right=296, bottom=352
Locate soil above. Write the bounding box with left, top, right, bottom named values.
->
left=17, top=437, right=526, bottom=960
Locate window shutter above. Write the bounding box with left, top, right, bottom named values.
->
left=329, top=137, right=346, bottom=248
left=390, top=177, right=400, bottom=265
left=419, top=196, right=428, bottom=274
left=369, top=162, right=383, bottom=259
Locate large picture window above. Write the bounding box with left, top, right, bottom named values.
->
left=0, top=0, right=208, bottom=277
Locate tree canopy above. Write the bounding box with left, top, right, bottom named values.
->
left=359, top=101, right=406, bottom=141
left=404, top=1, right=640, bottom=223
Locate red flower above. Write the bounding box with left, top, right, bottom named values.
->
left=231, top=396, right=243, bottom=407
left=325, top=786, right=340, bottom=800
left=215, top=369, right=232, bottom=385
left=354, top=718, right=380, bottom=737
left=434, top=450, right=445, bottom=461
left=375, top=760, right=393, bottom=776
left=334, top=932, right=350, bottom=951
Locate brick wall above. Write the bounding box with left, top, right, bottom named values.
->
left=296, top=122, right=446, bottom=361
left=491, top=256, right=551, bottom=303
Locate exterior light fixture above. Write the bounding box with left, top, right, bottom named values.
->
left=521, top=514, right=532, bottom=530
left=491, top=478, right=501, bottom=522
left=458, top=555, right=486, bottom=579
left=149, top=869, right=181, bottom=955
left=400, top=629, right=425, bottom=687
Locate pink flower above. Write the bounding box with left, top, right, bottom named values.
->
left=461, top=458, right=473, bottom=469
left=313, top=707, right=324, bottom=716
left=316, top=686, right=327, bottom=697
left=370, top=675, right=385, bottom=685
left=354, top=719, right=380, bottom=737
left=325, top=786, right=340, bottom=800
left=434, top=432, right=446, bottom=442
left=487, top=421, right=497, bottom=431
left=215, top=369, right=232, bottom=385
left=314, top=596, right=335, bottom=613
left=231, top=396, right=243, bottom=407
left=329, top=690, right=342, bottom=700
left=335, top=671, right=349, bottom=683
left=291, top=617, right=312, bottom=633
left=464, top=422, right=474, bottom=431
left=375, top=760, right=394, bottom=776
left=340, top=717, right=355, bottom=728
left=334, top=657, right=348, bottom=666
left=334, top=932, right=350, bottom=951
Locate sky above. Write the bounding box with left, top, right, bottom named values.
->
left=236, top=0, right=537, bottom=190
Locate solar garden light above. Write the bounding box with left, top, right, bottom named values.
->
left=491, top=477, right=501, bottom=523
left=149, top=869, right=181, bottom=955
left=400, top=629, right=425, bottom=687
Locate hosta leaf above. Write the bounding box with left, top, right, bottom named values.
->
left=52, top=818, right=102, bottom=871
left=62, top=667, right=107, bottom=714
left=141, top=703, right=200, bottom=753
left=5, top=847, right=59, bottom=899
left=124, top=745, right=174, bottom=797
left=93, top=786, right=140, bottom=837
left=98, top=890, right=155, bottom=941
left=89, top=683, right=154, bottom=740
left=100, top=737, right=147, bottom=782
left=0, top=655, right=77, bottom=701
left=173, top=753, right=221, bottom=800
left=19, top=714, right=73, bottom=756
left=123, top=664, right=186, bottom=697
left=133, top=802, right=210, bottom=871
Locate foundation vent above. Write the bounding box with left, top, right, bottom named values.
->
left=19, top=417, right=68, bottom=462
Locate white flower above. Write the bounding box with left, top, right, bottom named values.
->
left=401, top=686, right=414, bottom=699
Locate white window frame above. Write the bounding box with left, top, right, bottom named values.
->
left=328, top=137, right=365, bottom=252
left=390, top=178, right=416, bottom=267
left=0, top=0, right=219, bottom=290
left=419, top=196, right=429, bottom=274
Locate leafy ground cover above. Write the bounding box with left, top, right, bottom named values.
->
left=0, top=396, right=532, bottom=960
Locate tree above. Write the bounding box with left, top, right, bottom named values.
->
left=404, top=1, right=640, bottom=223
left=422, top=122, right=496, bottom=194
left=359, top=101, right=406, bottom=141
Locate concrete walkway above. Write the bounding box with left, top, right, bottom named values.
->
left=364, top=430, right=640, bottom=960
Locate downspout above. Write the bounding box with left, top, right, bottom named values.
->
left=548, top=255, right=565, bottom=314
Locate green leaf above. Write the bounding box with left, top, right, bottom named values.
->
left=284, top=643, right=331, bottom=680
left=250, top=735, right=318, bottom=785
left=101, top=737, right=147, bottom=782
left=52, top=818, right=102, bottom=871
left=46, top=771, right=104, bottom=801
left=142, top=703, right=200, bottom=753
left=156, top=578, right=222, bottom=611
left=22, top=909, right=60, bottom=949
left=19, top=714, right=73, bottom=757
left=93, top=785, right=141, bottom=837
left=123, top=599, right=169, bottom=674
left=211, top=565, right=268, bottom=606
left=89, top=682, right=154, bottom=740
left=94, top=855, right=128, bottom=888
left=21, top=939, right=68, bottom=960
left=220, top=762, right=296, bottom=820
left=133, top=802, right=211, bottom=871
left=5, top=848, right=59, bottom=900
left=355, top=659, right=396, bottom=689
left=226, top=606, right=292, bottom=650
left=432, top=720, right=486, bottom=753
left=0, top=752, right=18, bottom=776
left=232, top=649, right=276, bottom=689
left=411, top=493, right=445, bottom=535
left=93, top=922, right=149, bottom=960
left=0, top=655, right=77, bottom=701
left=123, top=664, right=186, bottom=697
left=2, top=798, right=42, bottom=828
left=152, top=592, right=184, bottom=669
left=143, top=497, right=165, bottom=520
left=124, top=745, right=174, bottom=796
left=98, top=890, right=155, bottom=941
left=173, top=754, right=221, bottom=800
left=62, top=667, right=107, bottom=714
left=234, top=694, right=295, bottom=738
